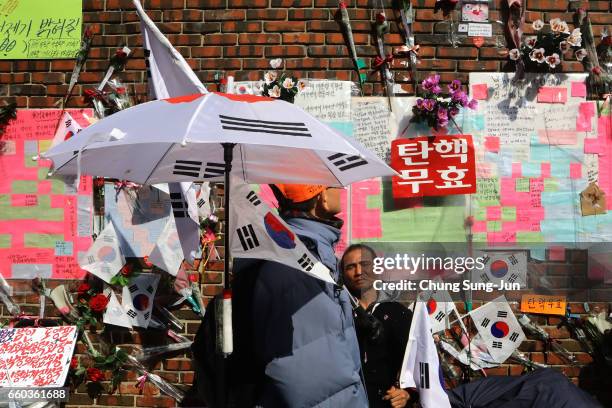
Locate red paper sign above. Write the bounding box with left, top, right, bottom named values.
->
left=391, top=135, right=476, bottom=198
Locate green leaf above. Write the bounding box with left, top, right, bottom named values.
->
left=75, top=367, right=86, bottom=376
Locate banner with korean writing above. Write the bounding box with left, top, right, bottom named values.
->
left=0, top=0, right=81, bottom=59
left=391, top=135, right=477, bottom=198
left=0, top=326, right=78, bottom=387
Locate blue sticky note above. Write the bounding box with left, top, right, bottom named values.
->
left=522, top=162, right=541, bottom=177
left=530, top=247, right=546, bottom=260
left=55, top=241, right=73, bottom=256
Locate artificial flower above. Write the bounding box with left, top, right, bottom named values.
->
left=451, top=90, right=469, bottom=106
left=546, top=53, right=561, bottom=68
left=550, top=18, right=568, bottom=34
left=567, top=28, right=582, bottom=47
left=87, top=367, right=104, bottom=382
left=449, top=107, right=459, bottom=117
left=421, top=74, right=440, bottom=93
left=559, top=41, right=570, bottom=53
left=375, top=12, right=386, bottom=24
left=264, top=71, right=277, bottom=85
left=575, top=48, right=588, bottom=61
left=297, top=79, right=308, bottom=91
left=269, top=58, right=283, bottom=69
left=448, top=79, right=462, bottom=93
left=282, top=77, right=295, bottom=89
left=467, top=99, right=478, bottom=110
left=89, top=294, right=109, bottom=313
left=524, top=36, right=537, bottom=48
left=269, top=85, right=281, bottom=98
left=529, top=48, right=546, bottom=63
left=437, top=108, right=449, bottom=128
left=422, top=99, right=436, bottom=111
left=532, top=19, right=544, bottom=31
left=509, top=48, right=521, bottom=60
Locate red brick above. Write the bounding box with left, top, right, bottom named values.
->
left=222, top=21, right=262, bottom=33
left=145, top=0, right=185, bottom=8
left=265, top=45, right=306, bottom=57
left=166, top=34, right=202, bottom=46
left=204, top=34, right=238, bottom=45
left=239, top=33, right=281, bottom=44
left=264, top=21, right=306, bottom=32
left=283, top=33, right=325, bottom=45
left=458, top=60, right=500, bottom=71
left=484, top=366, right=509, bottom=376
left=437, top=47, right=479, bottom=59
left=83, top=0, right=104, bottom=10
left=31, top=73, right=65, bottom=84
left=191, top=47, right=223, bottom=58
left=418, top=59, right=457, bottom=70
left=308, top=45, right=348, bottom=57
left=187, top=0, right=226, bottom=7
left=247, top=9, right=287, bottom=20
left=13, top=61, right=49, bottom=71
left=288, top=9, right=329, bottom=20
left=204, top=10, right=246, bottom=21
left=164, top=9, right=203, bottom=21
left=228, top=0, right=269, bottom=7
left=325, top=33, right=369, bottom=45
left=271, top=0, right=312, bottom=6
left=307, top=21, right=340, bottom=32
left=225, top=46, right=265, bottom=58
left=97, top=395, right=135, bottom=406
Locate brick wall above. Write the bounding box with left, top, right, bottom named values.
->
left=1, top=0, right=611, bottom=407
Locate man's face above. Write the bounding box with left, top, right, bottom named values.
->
left=319, top=187, right=342, bottom=216
left=342, top=248, right=375, bottom=293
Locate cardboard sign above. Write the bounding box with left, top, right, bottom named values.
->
left=0, top=0, right=82, bottom=59
left=391, top=135, right=476, bottom=198
left=520, top=294, right=566, bottom=316
left=0, top=326, right=78, bottom=387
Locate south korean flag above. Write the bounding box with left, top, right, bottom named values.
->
left=79, top=220, right=126, bottom=283
left=469, top=295, right=525, bottom=363
left=121, top=273, right=160, bottom=328
left=148, top=217, right=183, bottom=276
left=229, top=178, right=335, bottom=284
left=473, top=251, right=527, bottom=289
left=418, top=277, right=460, bottom=333
left=49, top=112, right=83, bottom=150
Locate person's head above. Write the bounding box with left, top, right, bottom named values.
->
left=341, top=244, right=377, bottom=295
left=270, top=183, right=342, bottom=219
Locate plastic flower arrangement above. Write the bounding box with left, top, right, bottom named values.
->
left=411, top=75, right=478, bottom=130
left=261, top=58, right=306, bottom=103
left=508, top=18, right=584, bottom=72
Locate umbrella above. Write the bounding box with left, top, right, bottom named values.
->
left=42, top=92, right=397, bottom=288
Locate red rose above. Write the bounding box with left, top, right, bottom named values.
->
left=115, top=49, right=127, bottom=59
left=89, top=294, right=109, bottom=313
left=375, top=12, right=386, bottom=24
left=87, top=367, right=104, bottom=382
left=592, top=66, right=602, bottom=75
left=116, top=87, right=126, bottom=95
left=143, top=256, right=153, bottom=268
left=120, top=264, right=133, bottom=276
left=70, top=357, right=79, bottom=370
left=339, top=0, right=347, bottom=9
left=93, top=177, right=105, bottom=188
left=77, top=282, right=91, bottom=296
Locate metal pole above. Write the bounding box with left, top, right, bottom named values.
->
left=222, top=143, right=235, bottom=290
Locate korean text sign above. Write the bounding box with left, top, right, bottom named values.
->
left=0, top=326, right=77, bottom=387
left=0, top=0, right=81, bottom=59
left=391, top=135, right=477, bottom=198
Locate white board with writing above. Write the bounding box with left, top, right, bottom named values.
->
left=295, top=80, right=352, bottom=122
left=351, top=97, right=392, bottom=162
left=0, top=326, right=78, bottom=387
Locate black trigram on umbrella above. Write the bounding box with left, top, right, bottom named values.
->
left=246, top=191, right=261, bottom=206
left=237, top=224, right=259, bottom=251
left=497, top=311, right=508, bottom=318
left=173, top=160, right=202, bottom=178
left=481, top=317, right=491, bottom=328
left=434, top=311, right=445, bottom=322
left=509, top=332, right=520, bottom=342
left=170, top=192, right=188, bottom=218
left=219, top=115, right=312, bottom=137
left=298, top=254, right=314, bottom=271
left=492, top=341, right=503, bottom=349
left=202, top=162, right=225, bottom=179
left=327, top=153, right=368, bottom=171
left=419, top=362, right=430, bottom=389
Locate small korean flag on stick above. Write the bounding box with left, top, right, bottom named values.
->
left=473, top=251, right=527, bottom=288
left=79, top=220, right=126, bottom=283
left=469, top=295, right=525, bottom=363
left=418, top=277, right=461, bottom=333
left=148, top=217, right=184, bottom=276
left=229, top=178, right=335, bottom=284
left=103, top=286, right=132, bottom=329
left=121, top=273, right=160, bottom=328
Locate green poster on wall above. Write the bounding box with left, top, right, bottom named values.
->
left=0, top=0, right=81, bottom=59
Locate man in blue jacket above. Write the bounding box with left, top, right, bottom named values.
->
left=233, top=183, right=368, bottom=407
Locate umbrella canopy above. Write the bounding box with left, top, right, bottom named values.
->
left=42, top=92, right=395, bottom=186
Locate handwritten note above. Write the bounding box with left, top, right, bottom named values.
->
left=520, top=294, right=566, bottom=316
left=295, top=80, right=351, bottom=122
left=0, top=0, right=82, bottom=59
left=351, top=98, right=391, bottom=162
left=0, top=326, right=77, bottom=387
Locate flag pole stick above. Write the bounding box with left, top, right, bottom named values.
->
left=222, top=143, right=235, bottom=290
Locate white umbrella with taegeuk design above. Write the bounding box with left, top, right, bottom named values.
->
left=42, top=92, right=394, bottom=186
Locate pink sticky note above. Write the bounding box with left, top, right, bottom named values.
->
left=541, top=163, right=551, bottom=178
left=570, top=163, right=582, bottom=179
left=577, top=102, right=594, bottom=132
left=537, top=87, right=568, bottom=103
left=486, top=206, right=502, bottom=220
left=549, top=246, right=566, bottom=261
left=584, top=138, right=602, bottom=154
left=511, top=163, right=522, bottom=178
left=537, top=130, right=578, bottom=145
left=472, top=84, right=488, bottom=100
left=571, top=82, right=587, bottom=98
left=484, top=136, right=500, bottom=152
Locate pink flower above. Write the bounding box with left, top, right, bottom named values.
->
left=421, top=74, right=440, bottom=93
left=422, top=99, right=436, bottom=111
left=449, top=107, right=459, bottom=117
left=437, top=108, right=449, bottom=128
left=529, top=48, right=546, bottom=63
left=269, top=58, right=283, bottom=69
left=448, top=79, right=462, bottom=93
left=546, top=53, right=561, bottom=69
left=467, top=99, right=478, bottom=110
left=508, top=48, right=521, bottom=61
left=524, top=36, right=537, bottom=48
left=451, top=90, right=469, bottom=106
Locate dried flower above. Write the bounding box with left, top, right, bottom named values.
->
left=119, top=264, right=132, bottom=277
left=509, top=48, right=521, bottom=60
left=87, top=367, right=104, bottom=382
left=282, top=77, right=295, bottom=89
left=546, top=53, right=561, bottom=68
left=269, top=58, right=283, bottom=69
left=269, top=85, right=281, bottom=98
left=575, top=48, right=588, bottom=61
left=532, top=19, right=544, bottom=31
left=89, top=294, right=109, bottom=313
left=529, top=48, right=546, bottom=63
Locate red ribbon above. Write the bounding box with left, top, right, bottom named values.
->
left=372, top=54, right=393, bottom=70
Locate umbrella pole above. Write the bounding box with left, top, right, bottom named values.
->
left=222, top=143, right=236, bottom=290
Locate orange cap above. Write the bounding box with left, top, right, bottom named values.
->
left=272, top=184, right=326, bottom=203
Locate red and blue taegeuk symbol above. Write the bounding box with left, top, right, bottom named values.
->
left=426, top=298, right=437, bottom=315
left=133, top=294, right=150, bottom=311
left=490, top=260, right=509, bottom=278
left=264, top=212, right=296, bottom=249
left=97, top=246, right=117, bottom=263
left=490, top=321, right=509, bottom=338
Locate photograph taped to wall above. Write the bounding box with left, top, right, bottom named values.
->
left=462, top=3, right=489, bottom=23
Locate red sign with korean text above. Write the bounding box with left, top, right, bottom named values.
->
left=391, top=135, right=476, bottom=198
